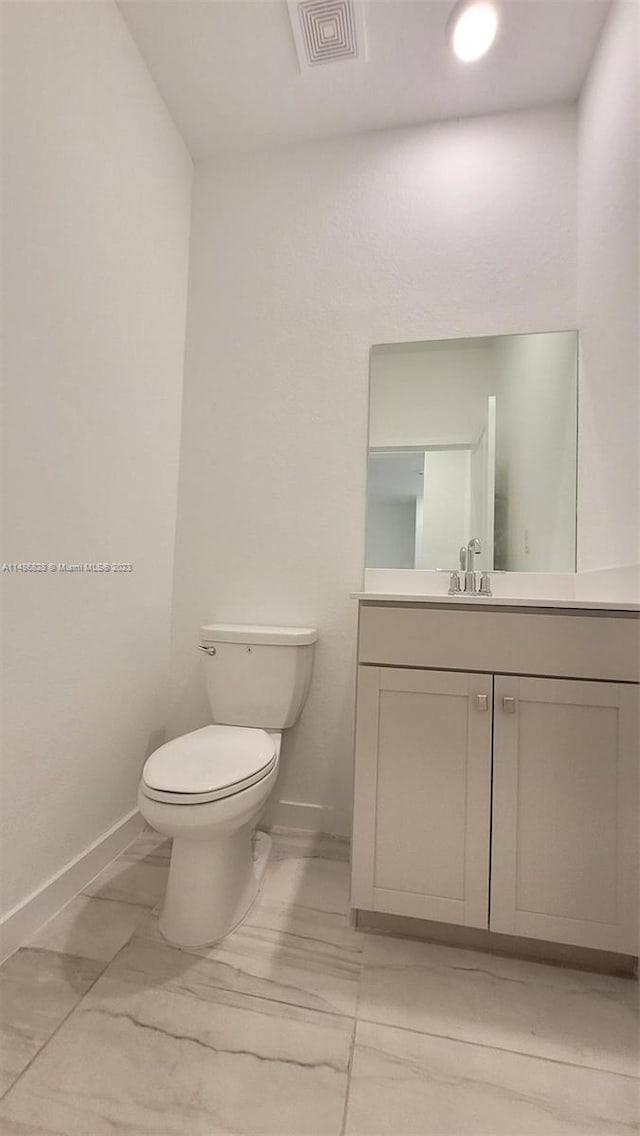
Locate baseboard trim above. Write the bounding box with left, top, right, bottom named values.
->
left=269, top=798, right=351, bottom=838
left=0, top=809, right=145, bottom=963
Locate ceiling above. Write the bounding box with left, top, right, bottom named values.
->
left=118, top=0, right=610, bottom=159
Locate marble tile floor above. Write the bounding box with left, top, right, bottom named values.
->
left=0, top=827, right=637, bottom=1135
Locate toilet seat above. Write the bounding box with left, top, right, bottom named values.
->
left=141, top=724, right=277, bottom=805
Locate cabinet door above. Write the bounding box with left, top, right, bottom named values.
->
left=351, top=666, right=492, bottom=928
left=491, top=676, right=639, bottom=953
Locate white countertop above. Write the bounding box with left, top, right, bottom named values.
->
left=351, top=591, right=640, bottom=612
left=355, top=566, right=640, bottom=612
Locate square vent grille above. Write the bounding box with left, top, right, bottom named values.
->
left=288, top=0, right=367, bottom=70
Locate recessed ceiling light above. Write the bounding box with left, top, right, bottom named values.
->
left=450, top=0, right=499, bottom=63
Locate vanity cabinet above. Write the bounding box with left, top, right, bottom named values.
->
left=351, top=603, right=639, bottom=956
left=352, top=667, right=492, bottom=929
left=490, top=675, right=638, bottom=952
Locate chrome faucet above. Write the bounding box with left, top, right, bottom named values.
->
left=464, top=538, right=481, bottom=593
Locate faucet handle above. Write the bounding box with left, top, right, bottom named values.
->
left=448, top=571, right=462, bottom=595
left=479, top=572, right=492, bottom=597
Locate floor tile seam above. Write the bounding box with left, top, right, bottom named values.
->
left=357, top=949, right=638, bottom=987
left=1, top=944, right=108, bottom=969
left=353, top=1013, right=640, bottom=1080
left=3, top=890, right=153, bottom=963
left=340, top=944, right=365, bottom=1136
left=176, top=946, right=365, bottom=975
left=338, top=1016, right=358, bottom=1136
left=0, top=932, right=135, bottom=1103
left=107, top=958, right=360, bottom=1027
left=235, top=920, right=364, bottom=959
left=77, top=891, right=157, bottom=909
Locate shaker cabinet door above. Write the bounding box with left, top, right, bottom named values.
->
left=351, top=666, right=492, bottom=928
left=490, top=676, right=639, bottom=953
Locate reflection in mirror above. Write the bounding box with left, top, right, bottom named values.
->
left=367, top=331, right=578, bottom=573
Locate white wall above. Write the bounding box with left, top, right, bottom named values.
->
left=1, top=1, right=192, bottom=918
left=370, top=341, right=498, bottom=448
left=577, top=1, right=639, bottom=571
left=495, top=332, right=578, bottom=572
left=170, top=106, right=576, bottom=835
left=421, top=451, right=471, bottom=570
left=365, top=501, right=416, bottom=569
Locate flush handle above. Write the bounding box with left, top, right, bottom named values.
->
left=475, top=694, right=489, bottom=712
left=198, top=645, right=216, bottom=656
left=502, top=696, right=516, bottom=714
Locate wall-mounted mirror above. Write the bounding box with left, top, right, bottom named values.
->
left=367, top=331, right=578, bottom=573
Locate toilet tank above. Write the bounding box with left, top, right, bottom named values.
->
left=199, top=623, right=318, bottom=729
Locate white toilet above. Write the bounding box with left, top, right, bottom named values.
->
left=138, top=622, right=317, bottom=947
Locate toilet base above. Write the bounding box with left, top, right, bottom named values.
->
left=159, top=828, right=272, bottom=948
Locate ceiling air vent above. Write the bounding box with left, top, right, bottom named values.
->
left=288, top=0, right=367, bottom=70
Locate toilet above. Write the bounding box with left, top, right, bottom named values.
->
left=138, top=622, right=317, bottom=947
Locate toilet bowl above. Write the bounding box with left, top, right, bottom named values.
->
left=139, top=726, right=281, bottom=946
left=138, top=623, right=317, bottom=948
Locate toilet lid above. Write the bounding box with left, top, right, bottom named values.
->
left=142, top=725, right=276, bottom=804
